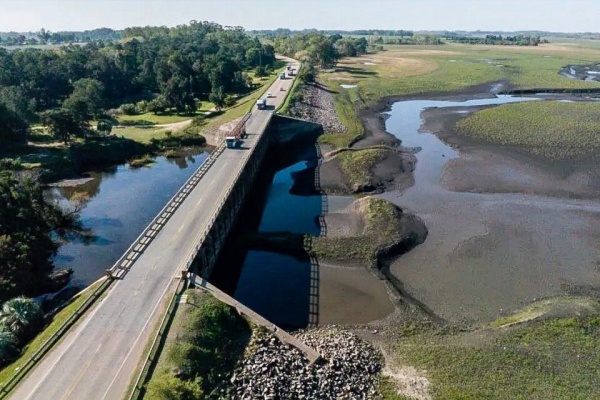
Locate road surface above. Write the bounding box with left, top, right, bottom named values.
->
left=10, top=58, right=299, bottom=400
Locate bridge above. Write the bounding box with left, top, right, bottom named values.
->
left=9, top=58, right=307, bottom=400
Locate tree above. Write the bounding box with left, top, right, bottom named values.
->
left=42, top=109, right=90, bottom=143
left=37, top=28, right=52, bottom=44
left=0, top=171, right=81, bottom=301
left=96, top=119, right=113, bottom=136
left=0, top=297, right=43, bottom=341
left=147, top=96, right=169, bottom=115
left=254, top=65, right=267, bottom=77
left=63, top=78, right=105, bottom=119
left=0, top=102, right=29, bottom=143
left=209, top=86, right=225, bottom=110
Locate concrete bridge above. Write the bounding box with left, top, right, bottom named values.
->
left=9, top=58, right=317, bottom=400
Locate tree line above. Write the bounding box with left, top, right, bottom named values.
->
left=274, top=33, right=368, bottom=69
left=250, top=28, right=414, bottom=39
left=0, top=28, right=122, bottom=46
left=446, top=34, right=546, bottom=46
left=0, top=21, right=276, bottom=144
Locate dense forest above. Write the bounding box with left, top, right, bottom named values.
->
left=250, top=28, right=415, bottom=39
left=0, top=21, right=275, bottom=144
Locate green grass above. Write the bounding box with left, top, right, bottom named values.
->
left=113, top=126, right=170, bottom=144
left=117, top=103, right=216, bottom=125
left=318, top=87, right=366, bottom=148
left=336, top=147, right=388, bottom=191
left=379, top=376, right=412, bottom=400
left=315, top=43, right=600, bottom=149
left=312, top=196, right=406, bottom=266
left=456, top=101, right=600, bottom=160
left=0, top=280, right=105, bottom=386
left=145, top=290, right=251, bottom=400
left=392, top=311, right=600, bottom=399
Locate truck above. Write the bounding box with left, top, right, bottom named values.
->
left=279, top=72, right=286, bottom=80
left=225, top=113, right=251, bottom=149
left=256, top=98, right=266, bottom=110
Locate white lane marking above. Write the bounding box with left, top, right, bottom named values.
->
left=23, top=291, right=113, bottom=400
left=99, top=277, right=176, bottom=400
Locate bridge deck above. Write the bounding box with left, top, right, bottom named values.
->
left=10, top=58, right=300, bottom=400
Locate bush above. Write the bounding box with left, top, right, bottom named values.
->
left=223, top=95, right=237, bottom=108
left=254, top=65, right=268, bottom=77
left=0, top=297, right=44, bottom=342
left=146, top=372, right=203, bottom=400
left=119, top=103, right=138, bottom=115
left=0, top=330, right=19, bottom=366
left=136, top=100, right=149, bottom=114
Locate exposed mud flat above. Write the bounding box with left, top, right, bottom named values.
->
left=374, top=87, right=600, bottom=323
left=560, top=64, right=600, bottom=82
left=318, top=262, right=395, bottom=325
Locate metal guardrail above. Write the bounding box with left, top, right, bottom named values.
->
left=107, top=142, right=226, bottom=279
left=0, top=129, right=233, bottom=398
left=0, top=277, right=113, bottom=398
left=127, top=113, right=273, bottom=400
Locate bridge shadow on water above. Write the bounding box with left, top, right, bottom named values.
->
left=210, top=123, right=325, bottom=330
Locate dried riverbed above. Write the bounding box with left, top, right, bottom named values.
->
left=376, top=88, right=600, bottom=323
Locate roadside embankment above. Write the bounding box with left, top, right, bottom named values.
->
left=286, top=79, right=417, bottom=196
left=147, top=290, right=384, bottom=399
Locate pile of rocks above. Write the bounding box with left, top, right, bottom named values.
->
left=288, top=81, right=348, bottom=134
left=229, top=327, right=382, bottom=399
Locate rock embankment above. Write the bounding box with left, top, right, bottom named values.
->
left=288, top=81, right=348, bottom=134
left=230, top=327, right=382, bottom=399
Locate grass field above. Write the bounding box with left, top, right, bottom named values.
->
left=455, top=101, right=600, bottom=160
left=318, top=42, right=600, bottom=148
left=388, top=299, right=600, bottom=400
left=116, top=102, right=216, bottom=125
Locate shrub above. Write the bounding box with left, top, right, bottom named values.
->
left=136, top=100, right=149, bottom=114
left=0, top=297, right=44, bottom=342
left=0, top=330, right=19, bottom=366
left=119, top=103, right=138, bottom=115
left=223, top=95, right=237, bottom=108
left=146, top=372, right=203, bottom=400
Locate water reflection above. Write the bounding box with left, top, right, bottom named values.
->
left=48, top=149, right=209, bottom=287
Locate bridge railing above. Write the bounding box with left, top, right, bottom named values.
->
left=127, top=114, right=271, bottom=400
left=106, top=141, right=227, bottom=279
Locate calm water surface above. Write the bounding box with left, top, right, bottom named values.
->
left=48, top=150, right=209, bottom=287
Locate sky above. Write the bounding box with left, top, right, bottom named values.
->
left=0, top=0, right=598, bottom=33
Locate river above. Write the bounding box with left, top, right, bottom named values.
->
left=47, top=149, right=209, bottom=287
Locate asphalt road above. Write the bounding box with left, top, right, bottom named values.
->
left=10, top=58, right=299, bottom=400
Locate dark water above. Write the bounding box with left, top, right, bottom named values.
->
left=47, top=150, right=209, bottom=287
left=231, top=160, right=322, bottom=329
